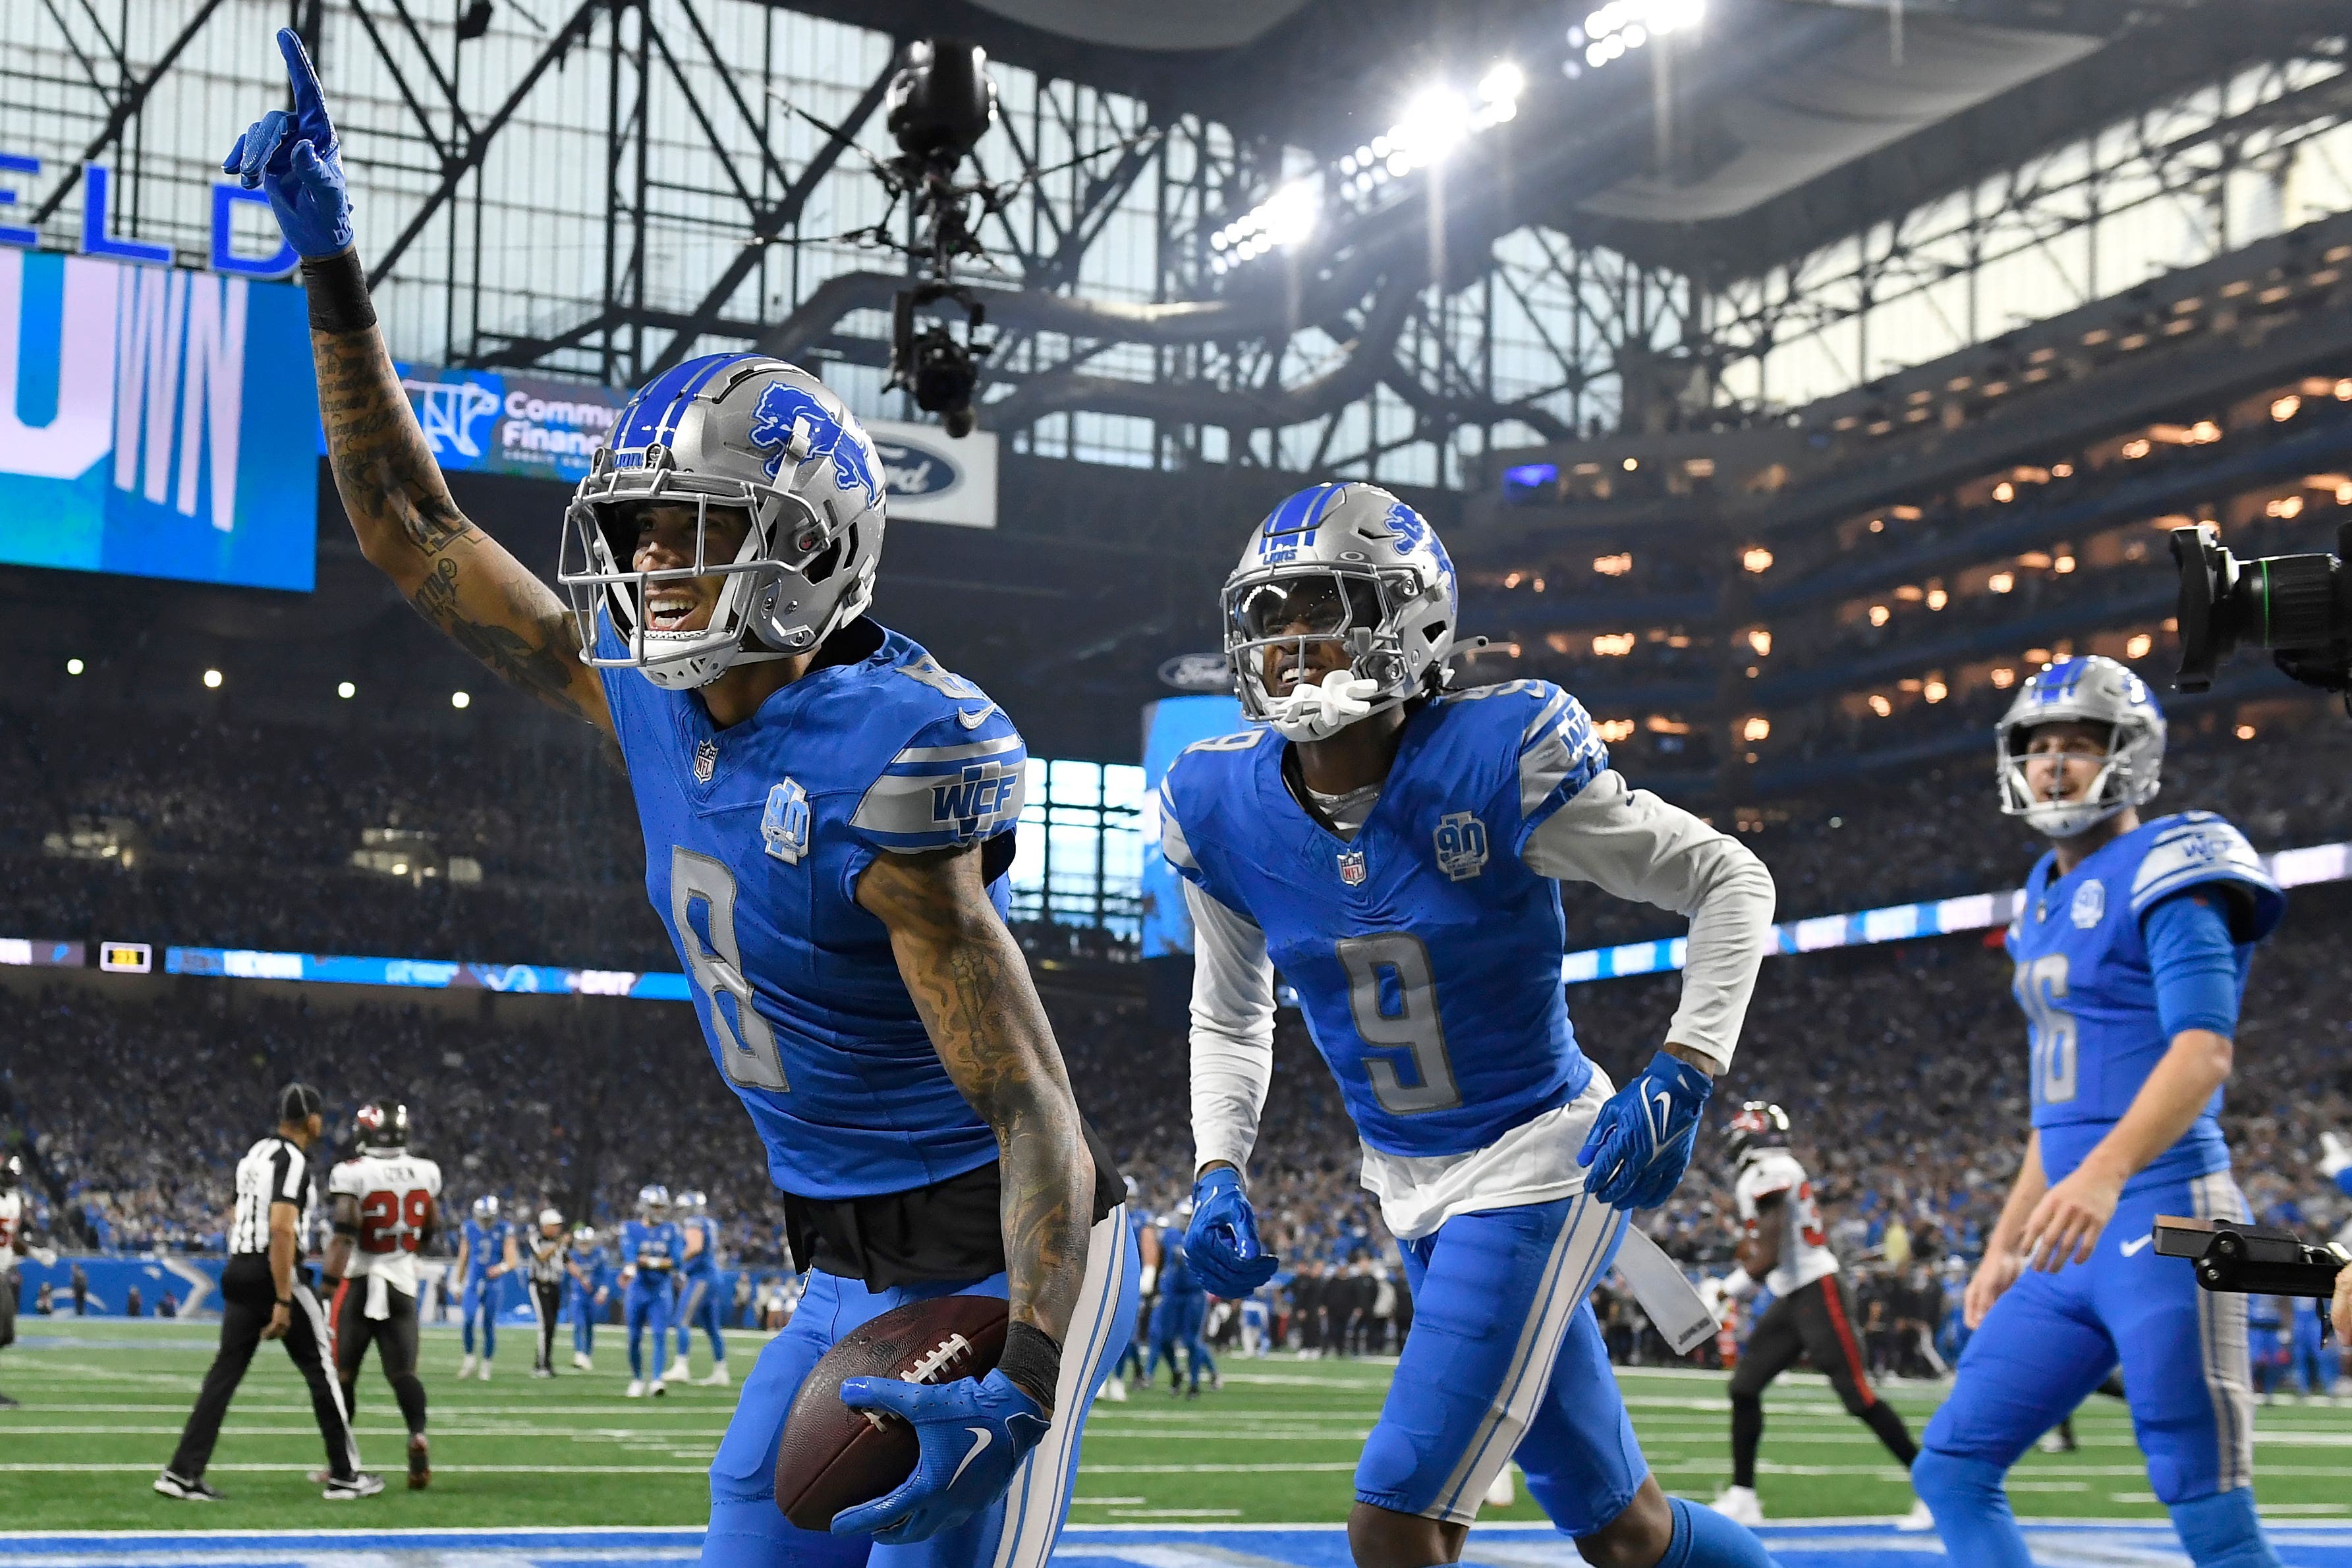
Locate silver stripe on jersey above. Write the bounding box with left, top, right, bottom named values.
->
left=2191, top=1169, right=2256, bottom=1494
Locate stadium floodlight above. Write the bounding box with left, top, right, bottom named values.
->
left=338, top=681, right=356, bottom=699
left=202, top=668, right=222, bottom=689
left=451, top=690, right=472, bottom=710
left=65, top=658, right=83, bottom=675
left=1576, top=0, right=1704, bottom=69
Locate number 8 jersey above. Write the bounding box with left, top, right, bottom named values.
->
left=2008, top=811, right=2283, bottom=1191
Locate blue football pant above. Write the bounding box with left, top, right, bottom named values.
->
left=700, top=1202, right=1140, bottom=1568
left=2249, top=1328, right=2287, bottom=1396
left=1178, top=1294, right=1215, bottom=1386
left=627, top=1274, right=673, bottom=1380
left=461, top=1274, right=496, bottom=1358
left=1366, top=1190, right=1638, bottom=1531
left=567, top=1285, right=597, bottom=1355
left=2289, top=1312, right=2336, bottom=1396
left=1145, top=1295, right=1212, bottom=1387
left=674, top=1271, right=727, bottom=1365
left=1918, top=1173, right=2270, bottom=1565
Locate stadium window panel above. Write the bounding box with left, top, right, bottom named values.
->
left=1008, top=758, right=1145, bottom=941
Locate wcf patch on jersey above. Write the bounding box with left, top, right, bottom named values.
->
left=2071, top=878, right=2106, bottom=928
left=762, top=779, right=811, bottom=865
left=931, top=761, right=1020, bottom=842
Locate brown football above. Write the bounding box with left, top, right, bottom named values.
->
left=773, top=1293, right=1010, bottom=1532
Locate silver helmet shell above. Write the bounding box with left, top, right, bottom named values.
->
left=1995, top=655, right=2165, bottom=837
left=559, top=354, right=887, bottom=690
left=636, top=1183, right=671, bottom=1218
left=1222, top=483, right=1460, bottom=739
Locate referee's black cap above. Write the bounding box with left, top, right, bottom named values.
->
left=277, top=1081, right=325, bottom=1126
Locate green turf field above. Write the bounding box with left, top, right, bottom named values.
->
left=4, top=1319, right=2349, bottom=1530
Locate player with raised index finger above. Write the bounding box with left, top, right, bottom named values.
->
left=1160, top=482, right=1779, bottom=1568
left=222, top=31, right=1138, bottom=1565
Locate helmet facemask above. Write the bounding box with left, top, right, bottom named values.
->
left=1996, top=719, right=2152, bottom=838
left=1226, top=565, right=1424, bottom=741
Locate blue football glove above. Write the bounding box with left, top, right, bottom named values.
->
left=1578, top=1050, right=1714, bottom=1210
left=221, top=29, right=354, bottom=258
left=831, top=1368, right=1050, bottom=1543
left=1185, top=1166, right=1278, bottom=1298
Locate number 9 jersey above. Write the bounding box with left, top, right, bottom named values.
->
left=2008, top=810, right=2283, bottom=1190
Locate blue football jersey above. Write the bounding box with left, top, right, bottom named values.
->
left=1158, top=1226, right=1201, bottom=1298
left=679, top=1215, right=719, bottom=1274
left=622, top=1218, right=682, bottom=1274
left=1160, top=679, right=1607, bottom=1158
left=596, top=616, right=1025, bottom=1200
left=570, top=1244, right=612, bottom=1291
left=2007, top=812, right=2283, bottom=1191
left=463, top=1218, right=509, bottom=1277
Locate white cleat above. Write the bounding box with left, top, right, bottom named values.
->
left=651, top=1379, right=667, bottom=1398
left=1102, top=1376, right=1128, bottom=1403
left=696, top=1363, right=731, bottom=1387
left=457, top=1355, right=475, bottom=1380
left=625, top=1378, right=647, bottom=1399
left=1484, top=1467, right=1517, bottom=1509
left=322, top=1472, right=385, bottom=1501
left=573, top=1352, right=592, bottom=1371
left=1895, top=1497, right=1938, bottom=1532
left=1710, top=1486, right=1765, bottom=1528
left=665, top=1357, right=692, bottom=1383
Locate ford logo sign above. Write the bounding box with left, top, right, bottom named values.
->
left=1158, top=652, right=1233, bottom=693
left=872, top=438, right=960, bottom=499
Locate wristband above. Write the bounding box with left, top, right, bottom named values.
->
left=1720, top=1268, right=1758, bottom=1302
left=275, top=1295, right=293, bottom=1308
left=301, top=247, right=376, bottom=334
left=997, top=1320, right=1062, bottom=1413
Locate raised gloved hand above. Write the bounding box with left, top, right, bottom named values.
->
left=221, top=29, right=354, bottom=258
left=1265, top=668, right=1380, bottom=742
left=831, top=1368, right=1049, bottom=1542
left=1579, top=1050, right=1714, bottom=1210
left=2320, top=1131, right=2352, bottom=1181
left=1186, top=1166, right=1279, bottom=1298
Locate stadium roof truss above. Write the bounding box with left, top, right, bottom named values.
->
left=0, top=0, right=2345, bottom=493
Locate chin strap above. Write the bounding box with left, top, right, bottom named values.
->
left=1266, top=669, right=1384, bottom=742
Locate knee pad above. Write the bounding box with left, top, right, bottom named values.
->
left=2169, top=1488, right=2280, bottom=1568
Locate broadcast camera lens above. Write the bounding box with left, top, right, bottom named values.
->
left=2168, top=520, right=2351, bottom=694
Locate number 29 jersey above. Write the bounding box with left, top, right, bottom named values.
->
left=2007, top=811, right=2283, bottom=1192
left=1160, top=680, right=1606, bottom=1158
left=595, top=615, right=1025, bottom=1202
left=1732, top=1150, right=1837, bottom=1299
left=328, top=1152, right=443, bottom=1295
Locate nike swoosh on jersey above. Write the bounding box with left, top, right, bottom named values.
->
left=947, top=1425, right=994, bottom=1488
left=956, top=705, right=997, bottom=730
left=2119, top=1233, right=2153, bottom=1256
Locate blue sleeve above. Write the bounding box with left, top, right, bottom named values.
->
left=1510, top=683, right=1609, bottom=854
left=2140, top=889, right=2243, bottom=1039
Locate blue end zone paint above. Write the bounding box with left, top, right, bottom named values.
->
left=5, top=1522, right=2351, bottom=1567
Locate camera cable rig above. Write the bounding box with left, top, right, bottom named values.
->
left=768, top=40, right=1161, bottom=439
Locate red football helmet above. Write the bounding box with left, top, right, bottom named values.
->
left=1723, top=1102, right=1789, bottom=1167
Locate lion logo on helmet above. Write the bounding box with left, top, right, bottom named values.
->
left=748, top=382, right=884, bottom=511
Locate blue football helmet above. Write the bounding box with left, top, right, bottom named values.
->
left=471, top=1194, right=499, bottom=1221
left=1222, top=482, right=1461, bottom=741
left=1995, top=654, right=2165, bottom=837
left=560, top=354, right=888, bottom=690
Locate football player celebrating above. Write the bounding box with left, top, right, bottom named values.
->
left=567, top=1225, right=613, bottom=1371
left=1704, top=1104, right=1918, bottom=1527
left=323, top=1103, right=441, bottom=1488
left=1160, top=483, right=1777, bottom=1568
left=621, top=1186, right=682, bottom=1398
left=225, top=34, right=1136, bottom=1563
left=453, top=1194, right=517, bottom=1380
left=669, top=1190, right=729, bottom=1387
left=1908, top=656, right=2287, bottom=1568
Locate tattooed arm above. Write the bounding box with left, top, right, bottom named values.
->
left=856, top=845, right=1094, bottom=1344
left=312, top=320, right=612, bottom=737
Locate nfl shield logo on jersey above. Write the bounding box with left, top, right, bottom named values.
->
left=694, top=739, right=720, bottom=784
left=1336, top=849, right=1368, bottom=885
left=2071, top=878, right=2106, bottom=928
left=1433, top=811, right=1490, bottom=882
left=762, top=779, right=811, bottom=865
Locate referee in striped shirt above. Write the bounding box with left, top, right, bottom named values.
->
left=156, top=1084, right=379, bottom=1501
